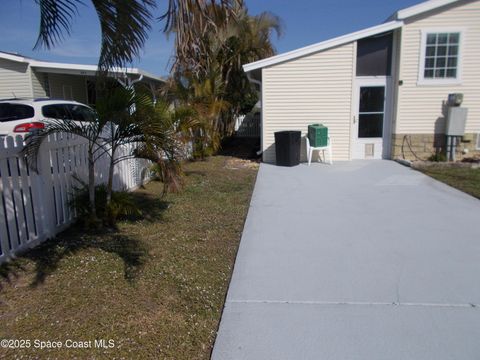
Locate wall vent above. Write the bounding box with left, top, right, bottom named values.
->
left=365, top=144, right=375, bottom=158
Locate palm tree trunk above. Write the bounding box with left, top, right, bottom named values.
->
left=106, top=150, right=116, bottom=206
left=88, top=148, right=96, bottom=218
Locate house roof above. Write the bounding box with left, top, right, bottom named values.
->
left=243, top=0, right=464, bottom=73
left=0, top=51, right=164, bottom=83
left=392, top=0, right=462, bottom=20
left=243, top=21, right=403, bottom=73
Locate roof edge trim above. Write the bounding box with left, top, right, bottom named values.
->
left=0, top=51, right=164, bottom=82
left=395, top=0, right=461, bottom=20
left=0, top=52, right=29, bottom=63
left=243, top=20, right=403, bottom=72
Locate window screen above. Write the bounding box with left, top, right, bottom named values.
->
left=356, top=32, right=393, bottom=76
left=358, top=86, right=385, bottom=138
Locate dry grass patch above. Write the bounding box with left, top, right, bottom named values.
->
left=419, top=166, right=480, bottom=199
left=0, top=156, right=257, bottom=359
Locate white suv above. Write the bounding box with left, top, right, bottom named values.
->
left=0, top=98, right=96, bottom=137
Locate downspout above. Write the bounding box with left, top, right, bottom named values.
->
left=247, top=72, right=262, bottom=89
left=116, top=73, right=144, bottom=90
left=116, top=73, right=144, bottom=113
left=148, top=82, right=157, bottom=105
left=246, top=72, right=263, bottom=156
left=129, top=74, right=144, bottom=88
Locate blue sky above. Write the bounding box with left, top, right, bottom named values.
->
left=0, top=0, right=422, bottom=77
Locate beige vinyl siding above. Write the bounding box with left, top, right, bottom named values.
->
left=262, top=43, right=355, bottom=162
left=31, top=70, right=47, bottom=98
left=396, top=0, right=480, bottom=134
left=46, top=73, right=88, bottom=103
left=0, top=58, right=33, bottom=98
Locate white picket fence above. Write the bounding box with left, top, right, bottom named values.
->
left=0, top=134, right=151, bottom=264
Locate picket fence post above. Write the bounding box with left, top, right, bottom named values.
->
left=36, top=135, right=57, bottom=239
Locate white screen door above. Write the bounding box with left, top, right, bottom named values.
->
left=352, top=78, right=391, bottom=159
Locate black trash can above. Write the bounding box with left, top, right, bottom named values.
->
left=274, top=130, right=301, bottom=166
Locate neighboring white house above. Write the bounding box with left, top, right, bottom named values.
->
left=243, top=0, right=480, bottom=162
left=0, top=51, right=164, bottom=106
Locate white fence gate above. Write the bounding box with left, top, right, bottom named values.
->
left=0, top=134, right=150, bottom=264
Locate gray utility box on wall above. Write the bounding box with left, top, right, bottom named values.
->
left=446, top=107, right=468, bottom=136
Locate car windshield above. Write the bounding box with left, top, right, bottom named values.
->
left=42, top=104, right=96, bottom=122
left=0, top=103, right=35, bottom=122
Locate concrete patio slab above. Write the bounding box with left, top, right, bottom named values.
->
left=212, top=161, right=480, bottom=359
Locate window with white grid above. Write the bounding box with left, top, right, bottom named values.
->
left=418, top=30, right=463, bottom=85
left=423, top=32, right=460, bottom=79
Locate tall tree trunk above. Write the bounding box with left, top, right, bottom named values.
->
left=88, top=148, right=96, bottom=218
left=106, top=147, right=116, bottom=206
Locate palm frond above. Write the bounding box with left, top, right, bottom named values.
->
left=91, top=0, right=156, bottom=70
left=22, top=118, right=104, bottom=173
left=34, top=0, right=155, bottom=70
left=160, top=0, right=243, bottom=75
left=34, top=0, right=82, bottom=50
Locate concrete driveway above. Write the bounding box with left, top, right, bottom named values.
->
left=212, top=160, right=480, bottom=360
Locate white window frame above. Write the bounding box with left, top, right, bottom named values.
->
left=417, top=28, right=465, bottom=86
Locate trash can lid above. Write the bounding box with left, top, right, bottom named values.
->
left=275, top=130, right=301, bottom=134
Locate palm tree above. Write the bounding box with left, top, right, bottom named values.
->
left=93, top=85, right=195, bottom=217
left=94, top=86, right=149, bottom=205
left=166, top=2, right=282, bottom=138
left=23, top=110, right=107, bottom=221
left=213, top=7, right=283, bottom=134
left=134, top=98, right=198, bottom=193
left=162, top=71, right=230, bottom=158
left=161, top=0, right=243, bottom=75
left=31, top=0, right=241, bottom=70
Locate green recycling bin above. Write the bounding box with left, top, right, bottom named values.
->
left=308, top=124, right=328, bottom=147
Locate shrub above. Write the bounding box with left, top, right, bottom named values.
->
left=70, top=183, right=141, bottom=227
left=428, top=152, right=447, bottom=162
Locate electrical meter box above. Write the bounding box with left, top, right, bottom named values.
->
left=446, top=107, right=468, bottom=136
left=448, top=93, right=463, bottom=106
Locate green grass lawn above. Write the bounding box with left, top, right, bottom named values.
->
left=0, top=156, right=258, bottom=359
left=420, top=166, right=480, bottom=199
